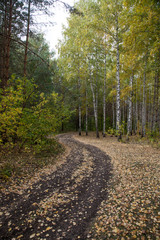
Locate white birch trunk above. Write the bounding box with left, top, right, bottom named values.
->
left=103, top=54, right=106, bottom=137
left=85, top=82, right=88, bottom=136
left=90, top=82, right=99, bottom=138
left=112, top=101, right=115, bottom=129
left=142, top=59, right=147, bottom=137
left=151, top=75, right=156, bottom=132
left=123, top=101, right=125, bottom=135
left=152, top=73, right=159, bottom=132
left=127, top=74, right=133, bottom=136
left=78, top=71, right=81, bottom=136
left=135, top=97, right=138, bottom=134
left=95, top=74, right=99, bottom=138
left=148, top=85, right=152, bottom=130
left=134, top=78, right=138, bottom=134
left=116, top=14, right=121, bottom=131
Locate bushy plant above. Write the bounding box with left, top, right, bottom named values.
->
left=0, top=75, right=71, bottom=152
left=116, top=121, right=126, bottom=136
left=107, top=127, right=116, bottom=136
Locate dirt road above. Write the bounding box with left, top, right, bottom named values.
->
left=0, top=134, right=111, bottom=240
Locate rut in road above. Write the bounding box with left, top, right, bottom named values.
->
left=0, top=134, right=112, bottom=240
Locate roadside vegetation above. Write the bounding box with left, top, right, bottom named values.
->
left=0, top=0, right=159, bottom=195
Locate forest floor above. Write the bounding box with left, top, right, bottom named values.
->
left=74, top=132, right=160, bottom=240
left=0, top=133, right=159, bottom=240
left=0, top=133, right=112, bottom=240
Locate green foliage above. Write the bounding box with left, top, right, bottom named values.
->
left=107, top=121, right=126, bottom=136
left=146, top=129, right=160, bottom=145
left=0, top=163, right=13, bottom=181
left=118, top=121, right=126, bottom=134
left=0, top=75, right=71, bottom=152
left=107, top=127, right=116, bottom=136
left=0, top=75, right=37, bottom=144
left=27, top=34, right=56, bottom=95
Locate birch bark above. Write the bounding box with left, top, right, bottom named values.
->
left=115, top=14, right=121, bottom=131
left=78, top=73, right=81, bottom=136
left=135, top=80, right=138, bottom=134
left=103, top=53, right=106, bottom=137
left=127, top=74, right=133, bottom=136
left=142, top=58, right=147, bottom=137
left=112, top=101, right=115, bottom=129
left=148, top=84, right=152, bottom=130
left=152, top=73, right=159, bottom=132
left=96, top=81, right=99, bottom=138
left=85, top=79, right=88, bottom=136
left=90, top=82, right=99, bottom=138
left=155, top=74, right=159, bottom=132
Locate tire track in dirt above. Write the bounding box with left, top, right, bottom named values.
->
left=0, top=133, right=112, bottom=240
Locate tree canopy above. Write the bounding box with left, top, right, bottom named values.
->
left=0, top=0, right=159, bottom=151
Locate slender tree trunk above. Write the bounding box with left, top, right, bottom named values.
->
left=115, top=14, right=121, bottom=141
left=153, top=72, right=159, bottom=132
left=2, top=0, right=8, bottom=89
left=151, top=75, right=156, bottom=132
left=85, top=80, right=88, bottom=136
left=95, top=80, right=99, bottom=138
left=135, top=81, right=138, bottom=134
left=148, top=84, right=152, bottom=131
left=123, top=100, right=125, bottom=123
left=157, top=74, right=160, bottom=133
left=90, top=82, right=99, bottom=138
left=0, top=42, right=3, bottom=83
left=123, top=100, right=125, bottom=135
left=155, top=73, right=159, bottom=131
left=0, top=1, right=6, bottom=85
left=158, top=94, right=160, bottom=134
left=115, top=14, right=121, bottom=132
left=112, top=100, right=115, bottom=129
left=78, top=103, right=81, bottom=136
left=142, top=57, right=147, bottom=137
left=61, top=86, right=65, bottom=132
left=89, top=57, right=99, bottom=138
left=127, top=74, right=133, bottom=136
left=24, top=0, right=31, bottom=76
left=5, top=0, right=12, bottom=81
left=1, top=0, right=13, bottom=89
left=134, top=78, right=138, bottom=134
left=139, top=82, right=143, bottom=135
left=78, top=67, right=81, bottom=136
left=103, top=53, right=106, bottom=137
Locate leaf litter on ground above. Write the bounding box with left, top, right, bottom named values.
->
left=74, top=133, right=160, bottom=240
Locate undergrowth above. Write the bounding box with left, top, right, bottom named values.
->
left=106, top=127, right=160, bottom=148
left=0, top=138, right=64, bottom=184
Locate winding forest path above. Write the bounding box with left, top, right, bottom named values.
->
left=0, top=133, right=112, bottom=240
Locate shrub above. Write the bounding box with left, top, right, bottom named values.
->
left=0, top=75, right=70, bottom=151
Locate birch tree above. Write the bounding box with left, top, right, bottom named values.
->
left=127, top=74, right=133, bottom=136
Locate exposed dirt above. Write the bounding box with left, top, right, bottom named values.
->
left=0, top=133, right=112, bottom=240
left=74, top=132, right=160, bottom=240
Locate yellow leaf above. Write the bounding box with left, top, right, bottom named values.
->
left=46, top=227, right=52, bottom=231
